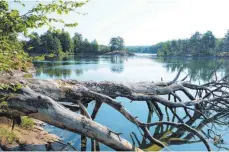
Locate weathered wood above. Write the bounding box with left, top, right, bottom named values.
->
left=2, top=86, right=142, bottom=151
left=91, top=101, right=102, bottom=120
left=1, top=73, right=229, bottom=151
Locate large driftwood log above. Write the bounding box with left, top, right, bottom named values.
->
left=0, top=69, right=229, bottom=151
left=0, top=86, right=141, bottom=151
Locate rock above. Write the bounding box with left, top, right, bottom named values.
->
left=0, top=137, right=8, bottom=146
left=0, top=122, right=61, bottom=151
left=103, top=51, right=135, bottom=56
left=32, top=119, right=45, bottom=126
left=46, top=134, right=60, bottom=142
left=34, top=126, right=44, bottom=131
left=40, top=131, right=48, bottom=135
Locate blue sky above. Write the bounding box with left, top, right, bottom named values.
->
left=13, top=0, right=229, bottom=45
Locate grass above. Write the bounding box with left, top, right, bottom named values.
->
left=0, top=128, right=17, bottom=144
left=23, top=73, right=33, bottom=78
left=21, top=116, right=34, bottom=129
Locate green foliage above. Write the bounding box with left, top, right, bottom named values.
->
left=98, top=45, right=110, bottom=53
left=0, top=0, right=88, bottom=36
left=128, top=30, right=229, bottom=56
left=91, top=40, right=99, bottom=53
left=109, top=37, right=125, bottom=51
left=126, top=45, right=159, bottom=54
left=23, top=73, right=33, bottom=78
left=0, top=101, right=8, bottom=112
left=26, top=31, right=104, bottom=55
left=0, top=83, right=23, bottom=92
left=157, top=30, right=229, bottom=56
left=0, top=128, right=17, bottom=144
left=58, top=29, right=73, bottom=53
left=202, top=31, right=216, bottom=51
left=3, top=83, right=22, bottom=91
left=72, top=33, right=100, bottom=54
left=70, top=33, right=100, bottom=54
left=21, top=116, right=34, bottom=129
left=33, top=54, right=45, bottom=61
left=0, top=35, right=32, bottom=72
left=73, top=32, right=83, bottom=52
left=224, top=30, right=229, bottom=52
left=0, top=0, right=88, bottom=72
left=12, top=83, right=23, bottom=92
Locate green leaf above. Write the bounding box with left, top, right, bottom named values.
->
left=57, top=9, right=62, bottom=15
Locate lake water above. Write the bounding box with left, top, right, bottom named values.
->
left=33, top=54, right=229, bottom=151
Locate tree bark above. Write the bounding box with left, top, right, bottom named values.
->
left=1, top=73, right=228, bottom=151
left=2, top=86, right=141, bottom=151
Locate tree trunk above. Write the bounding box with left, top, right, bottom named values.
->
left=1, top=72, right=228, bottom=151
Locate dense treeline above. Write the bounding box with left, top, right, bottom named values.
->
left=126, top=45, right=160, bottom=54
left=157, top=30, right=229, bottom=56
left=127, top=30, right=229, bottom=56
left=24, top=30, right=112, bottom=55
left=24, top=30, right=127, bottom=55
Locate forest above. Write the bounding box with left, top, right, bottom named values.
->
left=126, top=45, right=159, bottom=54
left=157, top=31, right=229, bottom=56
left=24, top=30, right=112, bottom=55
left=128, top=30, right=229, bottom=56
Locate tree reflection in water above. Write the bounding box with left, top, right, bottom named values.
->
left=131, top=104, right=229, bottom=151
left=34, top=55, right=100, bottom=78
left=109, top=55, right=126, bottom=73
left=34, top=55, right=128, bottom=77
left=157, top=57, right=229, bottom=82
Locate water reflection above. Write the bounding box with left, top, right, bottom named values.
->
left=34, top=55, right=128, bottom=78
left=110, top=56, right=126, bottom=73
left=156, top=57, right=229, bottom=82
left=34, top=55, right=100, bottom=78
left=34, top=55, right=229, bottom=83
left=134, top=105, right=229, bottom=151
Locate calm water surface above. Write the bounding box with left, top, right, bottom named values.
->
left=34, top=54, right=229, bottom=151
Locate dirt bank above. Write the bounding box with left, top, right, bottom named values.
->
left=0, top=117, right=61, bottom=151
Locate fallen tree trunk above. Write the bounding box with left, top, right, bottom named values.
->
left=2, top=87, right=143, bottom=151
left=1, top=86, right=141, bottom=151
left=1, top=70, right=229, bottom=151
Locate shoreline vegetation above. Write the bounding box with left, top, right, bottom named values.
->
left=24, top=30, right=133, bottom=57
left=29, top=50, right=135, bottom=58
left=157, top=52, right=229, bottom=57
left=127, top=30, right=229, bottom=57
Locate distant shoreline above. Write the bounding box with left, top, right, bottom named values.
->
left=157, top=54, right=229, bottom=58
left=29, top=50, right=135, bottom=57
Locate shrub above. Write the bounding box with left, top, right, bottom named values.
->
left=21, top=116, right=34, bottom=129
